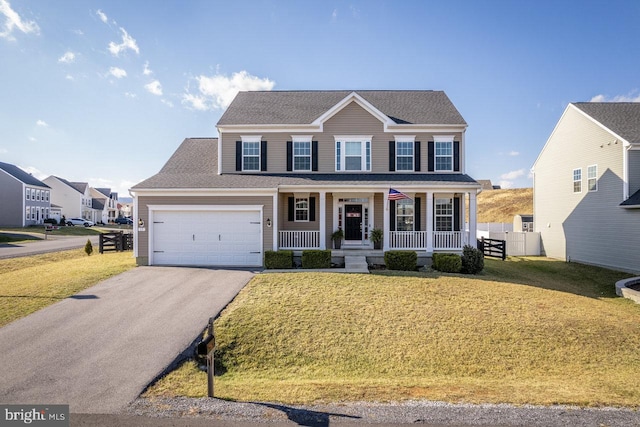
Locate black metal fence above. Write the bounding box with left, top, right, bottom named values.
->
left=99, top=232, right=133, bottom=253
left=477, top=237, right=506, bottom=260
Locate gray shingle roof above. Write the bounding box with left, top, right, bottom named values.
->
left=573, top=103, right=640, bottom=143
left=0, top=161, right=50, bottom=187
left=620, top=188, right=640, bottom=207
left=92, top=199, right=105, bottom=210
left=217, top=90, right=466, bottom=126
left=133, top=138, right=479, bottom=190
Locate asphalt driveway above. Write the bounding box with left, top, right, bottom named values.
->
left=0, top=266, right=254, bottom=413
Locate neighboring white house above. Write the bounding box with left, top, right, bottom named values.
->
left=43, top=176, right=95, bottom=221
left=90, top=188, right=118, bottom=224
left=532, top=102, right=640, bottom=274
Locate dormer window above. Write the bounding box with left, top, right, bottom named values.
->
left=242, top=136, right=261, bottom=171
left=335, top=136, right=371, bottom=172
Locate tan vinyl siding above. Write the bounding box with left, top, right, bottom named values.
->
left=137, top=195, right=273, bottom=260
left=220, top=101, right=462, bottom=174
left=628, top=150, right=640, bottom=195
left=534, top=106, right=640, bottom=273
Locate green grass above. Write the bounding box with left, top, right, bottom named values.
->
left=0, top=249, right=136, bottom=327
left=146, top=257, right=640, bottom=407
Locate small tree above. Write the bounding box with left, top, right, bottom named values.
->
left=84, top=239, right=93, bottom=256
left=60, top=215, right=66, bottom=227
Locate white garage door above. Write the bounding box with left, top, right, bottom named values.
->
left=152, top=209, right=262, bottom=267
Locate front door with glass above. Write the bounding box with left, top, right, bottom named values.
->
left=344, top=205, right=363, bottom=241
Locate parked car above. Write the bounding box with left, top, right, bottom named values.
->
left=114, top=217, right=133, bottom=225
left=67, top=218, right=94, bottom=227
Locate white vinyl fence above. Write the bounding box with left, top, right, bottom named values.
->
left=476, top=231, right=540, bottom=256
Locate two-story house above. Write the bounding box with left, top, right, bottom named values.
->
left=131, top=90, right=481, bottom=267
left=532, top=102, right=640, bottom=274
left=43, top=176, right=95, bottom=222
left=0, top=161, right=52, bottom=226
left=90, top=188, right=118, bottom=224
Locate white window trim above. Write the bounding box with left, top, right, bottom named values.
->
left=573, top=168, right=582, bottom=193
left=435, top=197, right=454, bottom=231
left=26, top=188, right=30, bottom=200
left=434, top=136, right=454, bottom=172
left=294, top=197, right=309, bottom=222
left=241, top=135, right=262, bottom=172
left=334, top=135, right=372, bottom=172
left=395, top=197, right=415, bottom=231
left=395, top=135, right=416, bottom=172
left=587, top=164, right=598, bottom=192
left=292, top=135, right=312, bottom=172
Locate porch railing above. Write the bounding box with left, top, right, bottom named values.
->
left=278, top=231, right=321, bottom=249
left=433, top=231, right=467, bottom=250
left=388, top=231, right=468, bottom=250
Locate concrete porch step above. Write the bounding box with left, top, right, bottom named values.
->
left=344, top=255, right=369, bottom=274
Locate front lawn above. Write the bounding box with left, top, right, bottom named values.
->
left=0, top=249, right=136, bottom=327
left=146, top=257, right=640, bottom=407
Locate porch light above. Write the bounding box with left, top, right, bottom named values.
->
left=138, top=218, right=145, bottom=227
left=266, top=218, right=272, bottom=228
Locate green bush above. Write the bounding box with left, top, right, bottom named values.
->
left=432, top=253, right=462, bottom=273
left=84, top=239, right=93, bottom=256
left=302, top=250, right=331, bottom=269
left=384, top=251, right=417, bottom=271
left=461, top=245, right=484, bottom=274
left=264, top=250, right=293, bottom=269
left=43, top=218, right=58, bottom=225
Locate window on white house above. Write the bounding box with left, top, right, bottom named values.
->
left=587, top=165, right=597, bottom=191
left=243, top=141, right=260, bottom=171
left=573, top=168, right=582, bottom=193
left=26, top=206, right=29, bottom=219
left=26, top=188, right=30, bottom=200
left=435, top=198, right=453, bottom=231
left=396, top=199, right=414, bottom=231
left=36, top=190, right=40, bottom=201
left=45, top=191, right=49, bottom=202
left=295, top=198, right=309, bottom=222
left=293, top=140, right=311, bottom=171
left=435, top=141, right=453, bottom=171
left=335, top=137, right=371, bottom=171
left=31, top=189, right=35, bottom=200
left=396, top=140, right=414, bottom=171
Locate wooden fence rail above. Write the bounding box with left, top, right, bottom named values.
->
left=99, top=232, right=133, bottom=254
left=477, top=237, right=506, bottom=260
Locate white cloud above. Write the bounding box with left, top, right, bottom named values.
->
left=72, top=29, right=83, bottom=35
left=500, top=169, right=525, bottom=180
left=58, top=51, right=75, bottom=63
left=182, top=70, right=275, bottom=111
left=124, top=92, right=137, bottom=98
left=36, top=119, right=48, bottom=127
left=28, top=137, right=36, bottom=142
left=590, top=91, right=640, bottom=102
left=0, top=0, right=40, bottom=40
left=96, top=9, right=108, bottom=24
left=161, top=99, right=173, bottom=108
left=331, top=9, right=337, bottom=23
left=20, top=165, right=47, bottom=180
left=143, top=61, right=152, bottom=76
left=65, top=74, right=74, bottom=81
left=498, top=180, right=514, bottom=189
left=109, top=66, right=127, bottom=79
left=108, top=27, right=139, bottom=56
left=509, top=151, right=519, bottom=156
left=145, top=80, right=162, bottom=96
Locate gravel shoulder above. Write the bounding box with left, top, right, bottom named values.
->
left=126, top=397, right=640, bottom=426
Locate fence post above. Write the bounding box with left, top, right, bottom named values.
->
left=99, top=234, right=104, bottom=254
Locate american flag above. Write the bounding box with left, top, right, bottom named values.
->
left=388, top=188, right=411, bottom=201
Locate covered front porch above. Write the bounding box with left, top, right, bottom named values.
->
left=272, top=188, right=478, bottom=253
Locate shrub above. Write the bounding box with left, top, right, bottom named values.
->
left=84, top=239, right=93, bottom=256
left=264, top=250, right=293, bottom=269
left=43, top=218, right=58, bottom=225
left=461, top=245, right=484, bottom=274
left=59, top=215, right=66, bottom=227
left=432, top=253, right=462, bottom=273
left=302, top=250, right=331, bottom=269
left=384, top=251, right=417, bottom=271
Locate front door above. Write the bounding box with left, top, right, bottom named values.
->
left=345, top=205, right=362, bottom=241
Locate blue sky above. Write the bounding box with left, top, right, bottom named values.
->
left=1, top=0, right=639, bottom=196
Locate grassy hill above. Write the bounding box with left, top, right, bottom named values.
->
left=476, top=188, right=533, bottom=223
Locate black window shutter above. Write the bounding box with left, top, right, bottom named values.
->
left=454, top=141, right=460, bottom=172
left=288, top=197, right=294, bottom=222
left=260, top=141, right=267, bottom=171
left=389, top=141, right=395, bottom=171
left=312, top=141, right=319, bottom=171
left=286, top=141, right=293, bottom=171
left=453, top=197, right=460, bottom=231
left=309, top=197, right=316, bottom=221
left=389, top=200, right=396, bottom=231
left=415, top=197, right=421, bottom=231
left=428, top=141, right=434, bottom=172
left=236, top=141, right=242, bottom=171
left=414, top=141, right=421, bottom=172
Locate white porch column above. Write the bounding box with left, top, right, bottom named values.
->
left=272, top=192, right=279, bottom=251
left=383, top=190, right=390, bottom=251
left=319, top=191, right=326, bottom=249
left=426, top=191, right=434, bottom=252
left=469, top=191, right=477, bottom=247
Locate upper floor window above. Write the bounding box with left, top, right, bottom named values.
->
left=36, top=190, right=41, bottom=201
left=435, top=198, right=453, bottom=231
left=243, top=140, right=260, bottom=171
left=396, top=138, right=414, bottom=171
left=396, top=199, right=414, bottom=231
left=45, top=191, right=49, bottom=202
left=26, top=188, right=30, bottom=200
left=293, top=137, right=311, bottom=171
left=335, top=136, right=371, bottom=172
left=435, top=137, right=453, bottom=171
left=31, top=189, right=36, bottom=200
left=573, top=168, right=582, bottom=193
left=587, top=165, right=597, bottom=191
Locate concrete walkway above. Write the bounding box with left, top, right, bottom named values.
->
left=0, top=266, right=254, bottom=414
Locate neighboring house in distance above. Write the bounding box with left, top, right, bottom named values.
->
left=43, top=176, right=94, bottom=221
left=132, top=90, right=481, bottom=267
left=90, top=188, right=118, bottom=223
left=477, top=179, right=501, bottom=190
left=118, top=198, right=133, bottom=218
left=0, top=161, right=51, bottom=226
left=532, top=102, right=640, bottom=274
